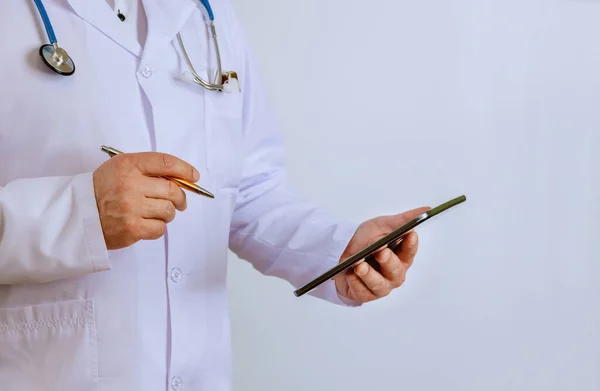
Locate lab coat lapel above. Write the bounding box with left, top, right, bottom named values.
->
left=141, top=0, right=197, bottom=65
left=65, top=0, right=143, bottom=58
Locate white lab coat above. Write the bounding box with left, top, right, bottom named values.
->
left=0, top=1, right=358, bottom=390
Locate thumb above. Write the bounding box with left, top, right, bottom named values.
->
left=377, top=206, right=431, bottom=231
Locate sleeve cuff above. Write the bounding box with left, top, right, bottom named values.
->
left=317, top=221, right=363, bottom=307
left=72, top=172, right=111, bottom=273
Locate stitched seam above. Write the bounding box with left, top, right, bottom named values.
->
left=75, top=176, right=102, bottom=273
left=82, top=218, right=99, bottom=272
left=0, top=317, right=87, bottom=334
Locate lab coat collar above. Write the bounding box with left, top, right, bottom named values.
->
left=144, top=0, right=197, bottom=40
left=141, top=0, right=197, bottom=65
left=65, top=0, right=143, bottom=58
left=64, top=0, right=197, bottom=59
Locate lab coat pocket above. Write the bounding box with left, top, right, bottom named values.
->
left=0, top=299, right=98, bottom=391
left=204, top=90, right=244, bottom=191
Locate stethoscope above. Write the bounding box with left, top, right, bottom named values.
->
left=31, top=0, right=239, bottom=92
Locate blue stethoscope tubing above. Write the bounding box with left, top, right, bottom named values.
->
left=32, top=0, right=216, bottom=77
left=33, top=0, right=76, bottom=75
left=33, top=0, right=57, bottom=44
left=199, top=0, right=214, bottom=21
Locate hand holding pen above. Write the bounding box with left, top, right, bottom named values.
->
left=93, top=146, right=213, bottom=250
left=101, top=146, right=213, bottom=198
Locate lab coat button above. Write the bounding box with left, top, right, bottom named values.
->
left=141, top=66, right=153, bottom=78
left=170, top=267, right=182, bottom=283
left=171, top=376, right=183, bottom=391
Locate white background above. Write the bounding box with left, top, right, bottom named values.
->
left=227, top=1, right=600, bottom=390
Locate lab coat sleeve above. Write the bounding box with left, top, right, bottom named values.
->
left=227, top=17, right=361, bottom=307
left=0, top=172, right=111, bottom=284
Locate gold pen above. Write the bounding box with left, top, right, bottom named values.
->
left=100, top=145, right=214, bottom=199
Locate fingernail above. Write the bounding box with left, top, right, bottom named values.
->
left=410, top=234, right=418, bottom=246
left=356, top=263, right=369, bottom=276
left=193, top=168, right=200, bottom=181
left=380, top=250, right=391, bottom=263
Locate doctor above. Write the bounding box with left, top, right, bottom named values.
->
left=0, top=0, right=427, bottom=390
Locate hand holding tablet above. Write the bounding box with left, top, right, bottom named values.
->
left=294, top=195, right=467, bottom=298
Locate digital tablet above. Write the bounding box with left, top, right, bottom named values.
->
left=293, top=195, right=467, bottom=297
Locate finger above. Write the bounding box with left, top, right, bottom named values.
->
left=140, top=177, right=187, bottom=211
left=138, top=219, right=167, bottom=241
left=376, top=248, right=406, bottom=287
left=345, top=269, right=377, bottom=302
left=396, top=231, right=419, bottom=268
left=142, top=199, right=177, bottom=223
left=375, top=206, right=431, bottom=231
left=334, top=273, right=351, bottom=299
left=133, top=152, right=200, bottom=182
left=353, top=261, right=391, bottom=298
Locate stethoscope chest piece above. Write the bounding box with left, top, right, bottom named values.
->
left=39, top=43, right=75, bottom=76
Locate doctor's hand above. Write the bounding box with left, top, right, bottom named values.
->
left=334, top=207, right=430, bottom=303
left=93, top=152, right=200, bottom=250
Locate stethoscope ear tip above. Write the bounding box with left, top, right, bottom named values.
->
left=180, top=71, right=197, bottom=84
left=222, top=82, right=237, bottom=94
left=179, top=70, right=240, bottom=93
